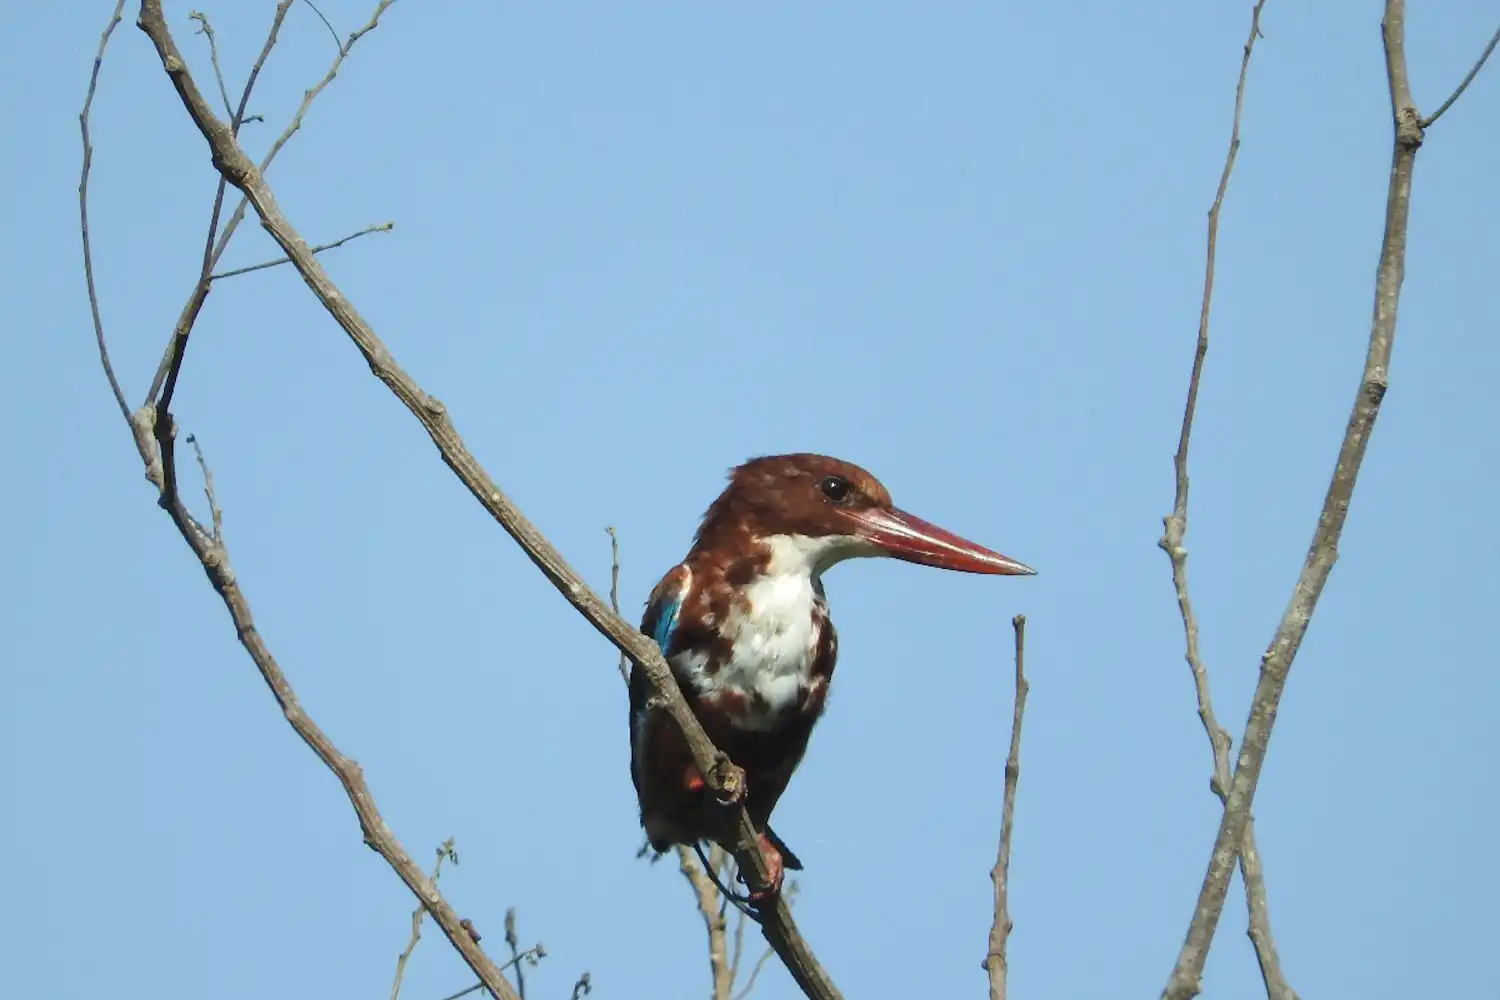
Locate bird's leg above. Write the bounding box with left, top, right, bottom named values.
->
left=744, top=830, right=785, bottom=903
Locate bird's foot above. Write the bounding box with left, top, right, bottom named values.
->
left=684, top=757, right=747, bottom=808
left=742, top=831, right=785, bottom=904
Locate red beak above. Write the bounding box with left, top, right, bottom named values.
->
left=850, top=507, right=1036, bottom=576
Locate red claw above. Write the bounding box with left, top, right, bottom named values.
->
left=747, top=831, right=785, bottom=903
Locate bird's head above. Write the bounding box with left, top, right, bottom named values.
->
left=693, top=453, right=1035, bottom=578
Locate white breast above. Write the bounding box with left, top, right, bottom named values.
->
left=681, top=534, right=848, bottom=731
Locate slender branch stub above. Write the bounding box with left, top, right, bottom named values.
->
left=712, top=754, right=747, bottom=807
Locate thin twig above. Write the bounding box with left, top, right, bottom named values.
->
left=1162, top=2, right=1441, bottom=996
left=1420, top=21, right=1500, bottom=127
left=606, top=527, right=629, bottom=684
left=210, top=221, right=393, bottom=280
left=437, top=945, right=546, bottom=1000
left=144, top=0, right=297, bottom=411
left=569, top=973, right=593, bottom=1000
left=300, top=0, right=343, bottom=50
left=983, top=615, right=1028, bottom=1000
left=138, top=4, right=840, bottom=994
left=504, top=909, right=527, bottom=1000
left=1156, top=5, right=1297, bottom=1000
left=188, top=11, right=234, bottom=119
left=185, top=434, right=223, bottom=542
left=144, top=0, right=392, bottom=407
left=390, top=839, right=459, bottom=1000
left=78, top=0, right=130, bottom=424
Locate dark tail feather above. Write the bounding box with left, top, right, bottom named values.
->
left=764, top=825, right=804, bottom=871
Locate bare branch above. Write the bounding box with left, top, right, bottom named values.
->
left=390, top=839, right=459, bottom=1000
left=678, top=845, right=733, bottom=1000
left=1156, top=5, right=1297, bottom=999
left=78, top=0, right=130, bottom=424
left=300, top=0, right=343, bottom=51
left=210, top=221, right=393, bottom=280
left=86, top=15, right=525, bottom=998
left=144, top=0, right=296, bottom=412
left=606, top=527, right=629, bottom=684
left=569, top=973, right=593, bottom=1000
left=1161, top=3, right=1454, bottom=995
left=437, top=940, right=547, bottom=1000
left=983, top=615, right=1028, bottom=1000
left=131, top=14, right=842, bottom=982
left=1420, top=21, right=1500, bottom=127
left=188, top=11, right=234, bottom=120
left=144, top=0, right=393, bottom=408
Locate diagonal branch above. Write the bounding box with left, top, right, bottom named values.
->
left=133, top=4, right=840, bottom=997
left=1161, top=2, right=1451, bottom=996
left=983, top=615, right=1028, bottom=1000
left=1419, top=21, right=1500, bottom=128
left=209, top=221, right=393, bottom=280
left=1157, top=5, right=1297, bottom=999
left=84, top=10, right=521, bottom=1000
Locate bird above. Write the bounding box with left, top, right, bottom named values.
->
left=628, top=453, right=1034, bottom=900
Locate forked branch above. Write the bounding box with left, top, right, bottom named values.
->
left=1159, top=2, right=1485, bottom=996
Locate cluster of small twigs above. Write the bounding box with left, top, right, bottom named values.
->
left=77, top=2, right=1499, bottom=1000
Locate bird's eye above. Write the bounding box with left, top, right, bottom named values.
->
left=819, top=476, right=853, bottom=504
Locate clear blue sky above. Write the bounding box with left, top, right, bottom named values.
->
left=3, top=2, right=1496, bottom=998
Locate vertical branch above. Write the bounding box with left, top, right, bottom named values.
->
left=1157, top=4, right=1297, bottom=999
left=983, top=615, right=1028, bottom=1000
left=78, top=0, right=130, bottom=423
left=1161, top=2, right=1455, bottom=996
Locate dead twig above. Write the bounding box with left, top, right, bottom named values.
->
left=390, top=839, right=459, bottom=1000
left=1156, top=5, right=1297, bottom=999
left=210, top=221, right=393, bottom=280
left=606, top=527, right=629, bottom=684
left=78, top=0, right=130, bottom=424
left=1161, top=3, right=1452, bottom=996
left=1420, top=21, right=1500, bottom=127
left=188, top=11, right=234, bottom=119
left=983, top=615, right=1028, bottom=1000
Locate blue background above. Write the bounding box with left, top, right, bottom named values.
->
left=3, top=3, right=1496, bottom=999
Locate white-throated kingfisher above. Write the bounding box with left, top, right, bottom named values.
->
left=628, top=453, right=1034, bottom=900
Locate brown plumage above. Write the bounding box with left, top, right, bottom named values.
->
left=629, top=454, right=1033, bottom=900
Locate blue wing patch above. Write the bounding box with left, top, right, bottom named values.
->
left=641, top=565, right=691, bottom=657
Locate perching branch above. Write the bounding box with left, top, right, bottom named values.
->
left=84, top=8, right=521, bottom=1000
left=1156, top=5, right=1297, bottom=1000
left=1161, top=3, right=1465, bottom=996
left=131, top=3, right=840, bottom=997
left=606, top=531, right=780, bottom=1000
left=983, top=615, right=1028, bottom=1000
